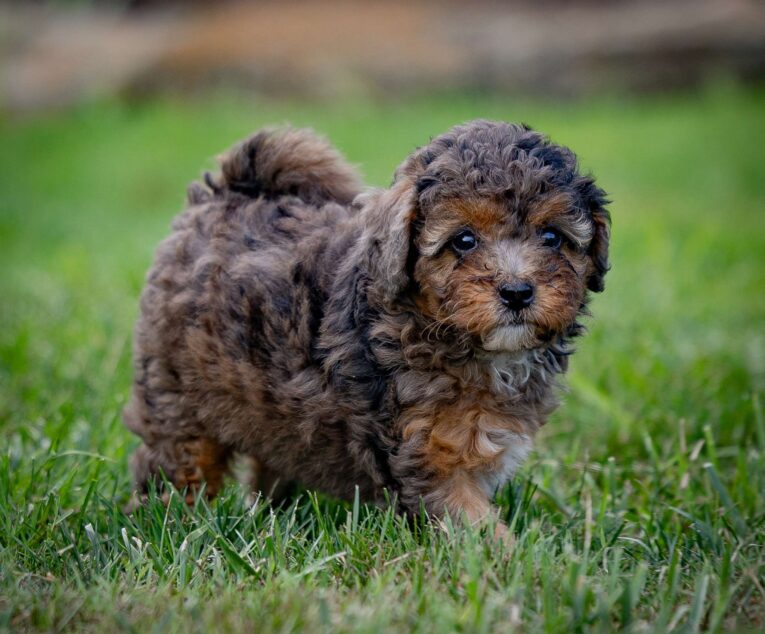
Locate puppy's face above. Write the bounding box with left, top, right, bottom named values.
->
left=414, top=192, right=595, bottom=351
left=375, top=121, right=610, bottom=352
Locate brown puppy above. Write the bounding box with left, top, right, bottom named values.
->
left=124, top=122, right=610, bottom=532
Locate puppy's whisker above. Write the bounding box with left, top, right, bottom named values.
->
left=423, top=314, right=455, bottom=342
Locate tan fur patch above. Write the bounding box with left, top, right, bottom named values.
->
left=172, top=438, right=230, bottom=503
left=527, top=192, right=574, bottom=226
left=438, top=471, right=492, bottom=522
left=453, top=198, right=508, bottom=237
left=414, top=400, right=526, bottom=475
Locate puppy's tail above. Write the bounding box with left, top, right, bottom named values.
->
left=209, top=127, right=362, bottom=205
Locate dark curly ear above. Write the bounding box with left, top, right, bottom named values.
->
left=577, top=177, right=611, bottom=292
left=359, top=159, right=421, bottom=307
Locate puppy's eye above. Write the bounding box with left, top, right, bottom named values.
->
left=450, top=229, right=478, bottom=254
left=540, top=227, right=563, bottom=249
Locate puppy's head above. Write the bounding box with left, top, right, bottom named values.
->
left=365, top=120, right=610, bottom=352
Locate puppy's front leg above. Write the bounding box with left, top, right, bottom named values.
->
left=395, top=464, right=511, bottom=544
left=429, top=472, right=512, bottom=544
left=395, top=414, right=516, bottom=543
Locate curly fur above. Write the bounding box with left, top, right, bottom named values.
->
left=124, top=122, right=610, bottom=530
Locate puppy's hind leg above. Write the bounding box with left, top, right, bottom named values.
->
left=127, top=437, right=232, bottom=510
left=244, top=456, right=296, bottom=506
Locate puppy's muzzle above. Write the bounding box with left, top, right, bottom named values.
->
left=498, top=281, right=535, bottom=312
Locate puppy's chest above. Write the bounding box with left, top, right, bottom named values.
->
left=401, top=358, right=539, bottom=490
left=412, top=394, right=531, bottom=499
left=467, top=354, right=541, bottom=490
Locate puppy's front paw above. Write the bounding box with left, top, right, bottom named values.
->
left=490, top=520, right=516, bottom=550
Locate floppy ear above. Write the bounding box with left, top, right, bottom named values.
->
left=360, top=163, right=420, bottom=307
left=578, top=178, right=611, bottom=293
left=587, top=206, right=611, bottom=292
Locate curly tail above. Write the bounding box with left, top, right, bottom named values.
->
left=204, top=126, right=362, bottom=205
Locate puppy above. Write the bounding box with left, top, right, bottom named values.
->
left=124, top=121, right=610, bottom=533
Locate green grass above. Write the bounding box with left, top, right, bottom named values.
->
left=1, top=85, right=764, bottom=632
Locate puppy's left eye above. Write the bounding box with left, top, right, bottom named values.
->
left=450, top=229, right=478, bottom=254
left=540, top=227, right=563, bottom=249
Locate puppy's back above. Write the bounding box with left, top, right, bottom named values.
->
left=124, top=127, right=367, bottom=499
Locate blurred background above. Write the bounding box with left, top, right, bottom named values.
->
left=2, top=0, right=765, bottom=110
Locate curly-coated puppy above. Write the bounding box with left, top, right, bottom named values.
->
left=124, top=121, right=610, bottom=534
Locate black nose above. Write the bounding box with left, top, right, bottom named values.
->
left=498, top=282, right=535, bottom=311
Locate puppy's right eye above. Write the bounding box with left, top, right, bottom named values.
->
left=450, top=229, right=478, bottom=254
left=540, top=227, right=563, bottom=250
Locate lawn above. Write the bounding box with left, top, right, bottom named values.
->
left=1, top=85, right=764, bottom=632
